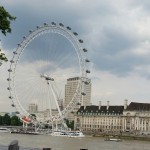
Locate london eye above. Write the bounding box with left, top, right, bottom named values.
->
left=7, top=22, right=90, bottom=129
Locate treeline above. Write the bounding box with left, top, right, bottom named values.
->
left=0, top=114, right=22, bottom=126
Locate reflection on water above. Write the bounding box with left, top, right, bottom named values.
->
left=0, top=133, right=149, bottom=150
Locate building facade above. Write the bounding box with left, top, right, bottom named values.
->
left=64, top=77, right=91, bottom=120
left=122, top=102, right=150, bottom=134
left=74, top=101, right=150, bottom=134
left=64, top=77, right=91, bottom=107
left=75, top=101, right=124, bottom=133
left=28, top=103, right=38, bottom=114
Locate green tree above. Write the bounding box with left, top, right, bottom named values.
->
left=11, top=116, right=18, bottom=126
left=0, top=48, right=8, bottom=62
left=0, top=6, right=16, bottom=35
left=2, top=114, right=11, bottom=125
left=0, top=115, right=3, bottom=125
left=0, top=6, right=16, bottom=62
left=65, top=119, right=74, bottom=130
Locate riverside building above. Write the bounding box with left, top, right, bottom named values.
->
left=74, top=100, right=150, bottom=134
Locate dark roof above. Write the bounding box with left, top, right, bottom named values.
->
left=67, top=77, right=79, bottom=81
left=77, top=105, right=124, bottom=115
left=126, top=102, right=150, bottom=111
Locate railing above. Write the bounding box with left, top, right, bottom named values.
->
left=7, top=140, right=88, bottom=150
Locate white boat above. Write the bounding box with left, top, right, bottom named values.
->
left=0, top=127, right=10, bottom=133
left=51, top=130, right=84, bottom=137
left=68, top=131, right=85, bottom=137
left=105, top=137, right=122, bottom=142
left=51, top=130, right=69, bottom=137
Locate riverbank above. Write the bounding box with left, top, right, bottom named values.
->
left=91, top=133, right=150, bottom=141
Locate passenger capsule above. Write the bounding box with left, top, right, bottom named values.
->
left=10, top=60, right=14, bottom=63
left=79, top=39, right=83, bottom=43
left=51, top=22, right=56, bottom=25
left=11, top=104, right=15, bottom=107
left=13, top=51, right=17, bottom=55
left=84, top=81, right=90, bottom=85
left=83, top=48, right=88, bottom=52
left=29, top=30, right=33, bottom=33
left=7, top=78, right=11, bottom=81
left=81, top=92, right=86, bottom=96
left=73, top=32, right=78, bottom=36
left=86, top=70, right=90, bottom=73
left=43, top=23, right=48, bottom=26
left=59, top=23, right=64, bottom=27
left=8, top=69, right=12, bottom=72
left=66, top=26, right=71, bottom=30
left=77, top=102, right=81, bottom=105
left=9, top=96, right=13, bottom=99
left=7, top=87, right=11, bottom=90
left=85, top=59, right=90, bottom=62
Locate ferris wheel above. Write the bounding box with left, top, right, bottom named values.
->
left=7, top=22, right=90, bottom=127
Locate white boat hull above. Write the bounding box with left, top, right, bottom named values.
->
left=0, top=128, right=10, bottom=133
left=51, top=130, right=85, bottom=137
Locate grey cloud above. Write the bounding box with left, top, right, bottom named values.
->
left=1, top=0, right=150, bottom=80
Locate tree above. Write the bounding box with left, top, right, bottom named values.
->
left=11, top=116, right=22, bottom=126
left=0, top=6, right=16, bottom=35
left=0, top=115, right=3, bottom=125
left=0, top=48, right=8, bottom=63
left=2, top=114, right=11, bottom=125
left=65, top=119, right=74, bottom=130
left=0, top=6, right=16, bottom=63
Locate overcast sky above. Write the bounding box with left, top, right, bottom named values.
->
left=1, top=0, right=150, bottom=112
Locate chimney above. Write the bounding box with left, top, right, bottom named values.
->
left=99, top=101, right=101, bottom=110
left=107, top=101, right=109, bottom=110
left=124, top=99, right=128, bottom=110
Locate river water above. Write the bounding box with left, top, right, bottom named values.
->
left=0, top=133, right=149, bottom=150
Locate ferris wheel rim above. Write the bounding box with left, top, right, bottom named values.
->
left=8, top=22, right=90, bottom=125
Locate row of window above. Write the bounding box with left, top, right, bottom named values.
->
left=77, top=112, right=121, bottom=116
left=81, top=124, right=122, bottom=129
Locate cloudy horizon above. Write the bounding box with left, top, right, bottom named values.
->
left=1, top=0, right=150, bottom=112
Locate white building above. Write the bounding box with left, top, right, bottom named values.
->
left=75, top=101, right=123, bottom=133
left=64, top=77, right=91, bottom=120
left=64, top=77, right=91, bottom=107
left=28, top=103, right=38, bottom=114
left=122, top=102, right=150, bottom=133
left=74, top=101, right=150, bottom=134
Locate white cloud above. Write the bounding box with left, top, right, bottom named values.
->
left=1, top=0, right=150, bottom=112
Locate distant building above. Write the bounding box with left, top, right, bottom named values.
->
left=74, top=100, right=150, bottom=134
left=64, top=77, right=91, bottom=120
left=75, top=101, right=124, bottom=132
left=0, top=112, right=8, bottom=116
left=28, top=103, right=38, bottom=114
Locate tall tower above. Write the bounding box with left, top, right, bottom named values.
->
left=28, top=103, right=38, bottom=114
left=64, top=77, right=91, bottom=120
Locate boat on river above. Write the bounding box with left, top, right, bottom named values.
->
left=104, top=137, right=122, bottom=142
left=51, top=130, right=85, bottom=137
left=0, top=127, right=10, bottom=133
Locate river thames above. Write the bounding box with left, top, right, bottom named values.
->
left=0, top=133, right=149, bottom=150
